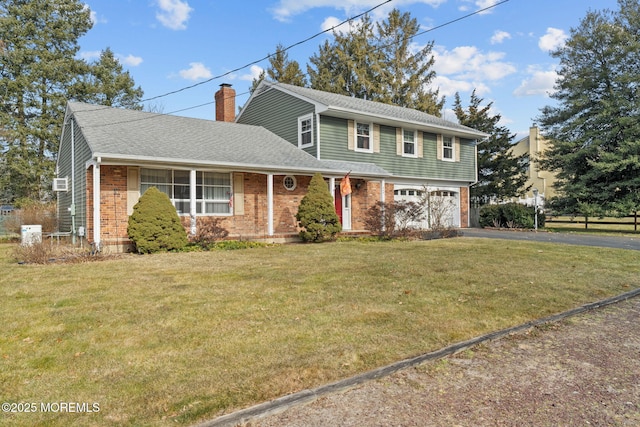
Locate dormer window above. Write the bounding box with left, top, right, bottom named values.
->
left=298, top=114, right=313, bottom=148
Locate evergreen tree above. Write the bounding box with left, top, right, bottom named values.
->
left=0, top=0, right=92, bottom=202
left=296, top=173, right=341, bottom=242
left=309, top=15, right=383, bottom=100
left=76, top=48, right=144, bottom=109
left=453, top=91, right=529, bottom=204
left=538, top=0, right=640, bottom=216
left=308, top=9, right=444, bottom=115
left=251, top=43, right=306, bottom=92
left=0, top=1, right=145, bottom=203
left=127, top=187, right=188, bottom=254
left=375, top=9, right=444, bottom=116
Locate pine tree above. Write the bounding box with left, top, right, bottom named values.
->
left=453, top=91, right=529, bottom=204
left=76, top=48, right=144, bottom=109
left=308, top=9, right=444, bottom=115
left=375, top=9, right=444, bottom=116
left=251, top=43, right=307, bottom=91
left=538, top=0, right=640, bottom=216
left=309, top=15, right=383, bottom=100
left=296, top=173, right=341, bottom=242
left=0, top=0, right=92, bottom=202
left=0, top=2, right=146, bottom=203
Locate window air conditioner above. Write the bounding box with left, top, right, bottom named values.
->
left=52, top=177, right=69, bottom=192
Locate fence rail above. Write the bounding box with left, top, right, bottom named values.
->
left=546, top=214, right=638, bottom=231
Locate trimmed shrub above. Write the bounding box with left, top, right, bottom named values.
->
left=127, top=187, right=188, bottom=253
left=479, top=203, right=545, bottom=229
left=296, top=173, right=342, bottom=242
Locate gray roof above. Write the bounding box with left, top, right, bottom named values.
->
left=66, top=102, right=385, bottom=176
left=259, top=82, right=489, bottom=139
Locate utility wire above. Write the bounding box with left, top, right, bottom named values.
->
left=141, top=0, right=394, bottom=103
left=81, top=0, right=509, bottom=128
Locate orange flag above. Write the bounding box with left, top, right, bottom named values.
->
left=340, top=173, right=352, bottom=197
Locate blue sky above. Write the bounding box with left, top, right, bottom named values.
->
left=79, top=0, right=619, bottom=140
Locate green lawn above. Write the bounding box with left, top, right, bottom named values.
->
left=1, top=238, right=638, bottom=426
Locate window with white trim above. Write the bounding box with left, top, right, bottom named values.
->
left=283, top=175, right=297, bottom=191
left=298, top=115, right=313, bottom=148
left=442, top=136, right=454, bottom=161
left=403, top=129, right=417, bottom=157
left=140, top=168, right=232, bottom=215
left=355, top=122, right=372, bottom=152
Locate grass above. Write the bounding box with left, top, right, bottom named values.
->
left=1, top=238, right=639, bottom=426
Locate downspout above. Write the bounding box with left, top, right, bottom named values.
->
left=316, top=112, right=321, bottom=160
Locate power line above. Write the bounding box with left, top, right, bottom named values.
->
left=140, top=0, right=394, bottom=104
left=81, top=0, right=510, bottom=128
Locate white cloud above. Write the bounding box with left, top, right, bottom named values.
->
left=239, top=65, right=264, bottom=82
left=155, top=0, right=193, bottom=30
left=432, top=45, right=516, bottom=81
left=270, top=0, right=445, bottom=22
left=459, top=0, right=502, bottom=15
left=321, top=16, right=345, bottom=32
left=538, top=27, right=567, bottom=52
left=179, top=62, right=212, bottom=80
left=490, top=30, right=511, bottom=45
left=84, top=5, right=106, bottom=25
left=432, top=75, right=490, bottom=97
left=513, top=68, right=559, bottom=97
left=119, top=54, right=143, bottom=67
left=79, top=50, right=102, bottom=61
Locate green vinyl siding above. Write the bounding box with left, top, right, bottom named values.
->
left=238, top=88, right=317, bottom=155
left=319, top=115, right=476, bottom=182
left=57, top=120, right=93, bottom=234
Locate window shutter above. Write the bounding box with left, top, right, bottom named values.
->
left=436, top=134, right=443, bottom=160
left=396, top=128, right=402, bottom=155
left=455, top=137, right=461, bottom=162
left=417, top=131, right=424, bottom=158
left=233, top=173, right=244, bottom=215
left=127, top=167, right=140, bottom=216
left=347, top=120, right=355, bottom=151
left=373, top=124, right=380, bottom=153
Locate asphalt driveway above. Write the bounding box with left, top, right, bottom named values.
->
left=461, top=228, right=640, bottom=251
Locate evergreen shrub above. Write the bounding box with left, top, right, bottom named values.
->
left=296, top=173, right=342, bottom=242
left=479, top=203, right=545, bottom=229
left=127, top=187, right=188, bottom=253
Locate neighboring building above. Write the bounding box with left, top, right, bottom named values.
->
left=56, top=83, right=487, bottom=251
left=510, top=126, right=556, bottom=206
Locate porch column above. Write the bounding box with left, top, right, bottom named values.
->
left=189, top=169, right=197, bottom=235
left=93, top=160, right=101, bottom=248
left=267, top=173, right=274, bottom=236
left=380, top=179, right=386, bottom=203
left=329, top=177, right=336, bottom=201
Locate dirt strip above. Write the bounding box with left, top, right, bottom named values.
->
left=195, top=290, right=640, bottom=427
left=245, top=296, right=640, bottom=427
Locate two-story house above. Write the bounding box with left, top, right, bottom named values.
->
left=55, top=83, right=486, bottom=251
left=237, top=81, right=488, bottom=230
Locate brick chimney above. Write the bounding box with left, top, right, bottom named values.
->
left=215, top=83, right=236, bottom=122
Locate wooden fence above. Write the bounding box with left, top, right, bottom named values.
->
left=546, top=213, right=639, bottom=231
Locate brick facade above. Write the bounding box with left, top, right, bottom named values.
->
left=88, top=168, right=394, bottom=249
left=459, top=186, right=469, bottom=228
